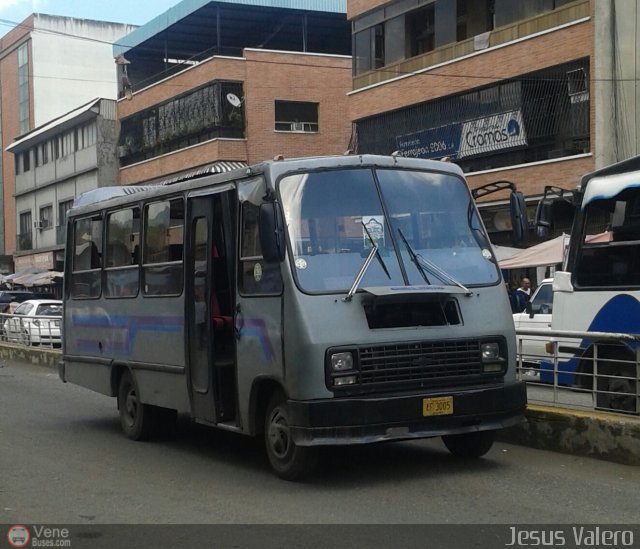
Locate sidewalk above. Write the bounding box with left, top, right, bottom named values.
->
left=2, top=342, right=638, bottom=465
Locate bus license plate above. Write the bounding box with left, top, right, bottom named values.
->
left=423, top=396, right=453, bottom=417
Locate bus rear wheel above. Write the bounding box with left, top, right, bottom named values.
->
left=264, top=391, right=318, bottom=481
left=442, top=430, right=495, bottom=458
left=117, top=370, right=168, bottom=441
left=596, top=352, right=637, bottom=413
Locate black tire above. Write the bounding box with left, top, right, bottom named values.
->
left=595, top=351, right=637, bottom=413
left=442, top=430, right=495, bottom=458
left=264, top=391, right=318, bottom=481
left=117, top=370, right=162, bottom=441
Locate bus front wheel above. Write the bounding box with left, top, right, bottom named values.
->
left=442, top=430, right=495, bottom=458
left=264, top=392, right=318, bottom=481
left=596, top=350, right=637, bottom=413
left=118, top=370, right=163, bottom=441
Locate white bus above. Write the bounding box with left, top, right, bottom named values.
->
left=537, top=156, right=640, bottom=413
left=60, top=154, right=527, bottom=479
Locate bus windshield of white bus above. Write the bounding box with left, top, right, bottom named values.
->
left=575, top=186, right=640, bottom=288
left=278, top=167, right=500, bottom=293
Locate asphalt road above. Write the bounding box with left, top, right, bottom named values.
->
left=1, top=360, right=638, bottom=529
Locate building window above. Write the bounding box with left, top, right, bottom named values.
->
left=78, top=122, right=96, bottom=150
left=62, top=130, right=75, bottom=157
left=407, top=4, right=435, bottom=56
left=38, top=205, right=53, bottom=230
left=22, top=151, right=30, bottom=173
left=18, top=44, right=29, bottom=135
left=57, top=199, right=74, bottom=245
left=274, top=101, right=319, bottom=132
left=143, top=198, right=184, bottom=296
left=18, top=211, right=32, bottom=251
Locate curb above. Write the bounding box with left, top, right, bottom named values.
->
left=497, top=404, right=640, bottom=466
left=2, top=345, right=639, bottom=466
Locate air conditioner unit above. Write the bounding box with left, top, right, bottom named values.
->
left=291, top=122, right=305, bottom=132
left=33, top=220, right=47, bottom=230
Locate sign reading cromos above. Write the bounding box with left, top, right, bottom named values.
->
left=458, top=110, right=527, bottom=158
left=394, top=110, right=527, bottom=160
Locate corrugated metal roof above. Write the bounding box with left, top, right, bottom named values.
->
left=6, top=98, right=105, bottom=154
left=114, top=0, right=346, bottom=55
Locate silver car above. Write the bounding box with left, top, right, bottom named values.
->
left=4, top=299, right=62, bottom=346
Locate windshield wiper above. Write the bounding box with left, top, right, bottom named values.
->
left=343, top=222, right=392, bottom=302
left=397, top=229, right=471, bottom=295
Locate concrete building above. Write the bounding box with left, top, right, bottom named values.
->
left=7, top=99, right=119, bottom=273
left=112, top=0, right=353, bottom=187
left=347, top=0, right=640, bottom=246
left=0, top=15, right=137, bottom=268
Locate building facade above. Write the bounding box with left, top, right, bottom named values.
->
left=347, top=0, right=640, bottom=245
left=7, top=99, right=119, bottom=272
left=0, top=15, right=137, bottom=266
left=112, top=0, right=353, bottom=186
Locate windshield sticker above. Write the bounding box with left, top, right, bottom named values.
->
left=362, top=216, right=385, bottom=248
left=253, top=262, right=263, bottom=282
left=482, top=248, right=493, bottom=260
left=295, top=258, right=308, bottom=270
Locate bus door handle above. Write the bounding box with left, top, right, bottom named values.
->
left=235, top=305, right=243, bottom=340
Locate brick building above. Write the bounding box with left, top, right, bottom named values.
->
left=347, top=0, right=640, bottom=246
left=113, top=0, right=353, bottom=187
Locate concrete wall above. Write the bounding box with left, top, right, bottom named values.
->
left=593, top=0, right=640, bottom=168
left=31, top=16, right=137, bottom=126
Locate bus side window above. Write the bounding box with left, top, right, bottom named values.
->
left=143, top=198, right=184, bottom=296
left=239, top=201, right=282, bottom=295
left=70, top=215, right=102, bottom=298
left=105, top=207, right=140, bottom=298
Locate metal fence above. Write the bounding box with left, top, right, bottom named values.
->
left=515, top=328, right=640, bottom=416
left=0, top=312, right=62, bottom=348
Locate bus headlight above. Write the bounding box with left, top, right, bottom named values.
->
left=480, top=342, right=505, bottom=373
left=481, top=342, right=500, bottom=361
left=330, top=352, right=354, bottom=372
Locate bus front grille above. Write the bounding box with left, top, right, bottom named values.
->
left=358, top=340, right=483, bottom=386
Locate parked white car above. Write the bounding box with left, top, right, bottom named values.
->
left=512, top=279, right=553, bottom=376
left=4, top=299, right=62, bottom=346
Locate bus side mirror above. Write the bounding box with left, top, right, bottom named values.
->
left=259, top=202, right=285, bottom=262
left=509, top=191, right=528, bottom=245
left=534, top=199, right=552, bottom=238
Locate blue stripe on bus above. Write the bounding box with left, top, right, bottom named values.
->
left=241, top=318, right=274, bottom=362
left=70, top=315, right=184, bottom=355
left=540, top=294, right=640, bottom=384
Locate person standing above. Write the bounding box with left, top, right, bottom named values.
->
left=515, top=277, right=531, bottom=312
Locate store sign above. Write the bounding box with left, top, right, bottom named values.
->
left=395, top=123, right=462, bottom=160
left=14, top=252, right=54, bottom=271
left=458, top=110, right=527, bottom=158
left=395, top=110, right=527, bottom=160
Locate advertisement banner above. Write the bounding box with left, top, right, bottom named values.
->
left=395, top=123, right=462, bottom=160
left=458, top=110, right=527, bottom=158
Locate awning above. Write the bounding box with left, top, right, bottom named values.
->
left=153, top=161, right=248, bottom=186
left=22, top=271, right=64, bottom=287
left=499, top=232, right=611, bottom=269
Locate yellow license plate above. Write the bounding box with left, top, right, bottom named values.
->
left=423, top=396, right=453, bottom=417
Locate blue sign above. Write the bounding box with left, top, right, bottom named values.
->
left=395, top=123, right=462, bottom=160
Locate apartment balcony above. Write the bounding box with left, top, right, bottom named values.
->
left=353, top=0, right=590, bottom=90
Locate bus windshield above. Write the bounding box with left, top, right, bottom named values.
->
left=279, top=167, right=500, bottom=293
left=575, top=186, right=640, bottom=288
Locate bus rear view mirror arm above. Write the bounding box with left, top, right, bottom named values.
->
left=259, top=202, right=286, bottom=262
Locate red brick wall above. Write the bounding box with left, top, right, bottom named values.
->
left=347, top=0, right=388, bottom=20
left=0, top=19, right=34, bottom=254
left=117, top=50, right=352, bottom=185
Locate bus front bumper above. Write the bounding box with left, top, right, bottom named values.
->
left=288, top=381, right=526, bottom=446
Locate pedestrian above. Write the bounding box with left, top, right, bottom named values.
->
left=515, top=277, right=531, bottom=312
left=506, top=282, right=519, bottom=313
